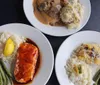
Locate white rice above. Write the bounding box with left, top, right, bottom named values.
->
left=65, top=43, right=100, bottom=85
left=0, top=32, right=26, bottom=61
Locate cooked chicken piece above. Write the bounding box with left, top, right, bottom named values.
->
left=48, top=6, right=60, bottom=18
left=38, top=1, right=51, bottom=11
left=60, top=0, right=68, bottom=6
left=14, top=43, right=39, bottom=83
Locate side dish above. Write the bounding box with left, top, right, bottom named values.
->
left=93, top=69, right=100, bottom=85
left=0, top=58, right=13, bottom=85
left=65, top=43, right=100, bottom=85
left=33, top=0, right=84, bottom=29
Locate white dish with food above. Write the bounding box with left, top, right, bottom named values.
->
left=55, top=31, right=100, bottom=85
left=0, top=23, right=54, bottom=85
left=23, top=0, right=91, bottom=36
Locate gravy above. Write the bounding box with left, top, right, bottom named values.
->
left=33, top=0, right=65, bottom=26
left=33, top=0, right=53, bottom=24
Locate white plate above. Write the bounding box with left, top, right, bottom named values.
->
left=0, top=23, right=54, bottom=85
left=23, top=0, right=91, bottom=36
left=55, top=31, right=100, bottom=85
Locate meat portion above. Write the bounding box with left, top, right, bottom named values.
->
left=38, top=0, right=61, bottom=19
left=14, top=43, right=39, bottom=83
left=60, top=0, right=68, bottom=6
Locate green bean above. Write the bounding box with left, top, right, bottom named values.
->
left=9, top=78, right=13, bottom=85
left=5, top=73, right=13, bottom=85
left=0, top=65, right=7, bottom=85
left=0, top=58, right=12, bottom=78
left=7, top=75, right=12, bottom=85
left=98, top=79, right=100, bottom=84
left=93, top=69, right=100, bottom=85
left=5, top=74, right=10, bottom=85
left=0, top=70, right=13, bottom=85
left=0, top=72, right=3, bottom=85
left=93, top=69, right=100, bottom=81
left=94, top=75, right=100, bottom=85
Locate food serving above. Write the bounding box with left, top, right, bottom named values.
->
left=65, top=43, right=100, bottom=85
left=0, top=32, right=41, bottom=85
left=33, top=0, right=84, bottom=29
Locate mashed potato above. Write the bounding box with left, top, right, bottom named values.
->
left=60, top=0, right=84, bottom=29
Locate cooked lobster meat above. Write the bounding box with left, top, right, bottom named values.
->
left=14, top=43, right=39, bottom=83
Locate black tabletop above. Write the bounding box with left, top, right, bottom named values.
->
left=0, top=0, right=100, bottom=85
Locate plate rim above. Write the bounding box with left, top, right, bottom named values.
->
left=23, top=0, right=92, bottom=37
left=55, top=30, right=100, bottom=85
left=0, top=23, right=54, bottom=85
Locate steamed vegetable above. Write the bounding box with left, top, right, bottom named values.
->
left=3, top=38, right=15, bottom=56
left=0, top=65, right=7, bottom=85
left=93, top=69, right=100, bottom=85
left=0, top=58, right=12, bottom=77
left=93, top=75, right=100, bottom=85
left=0, top=72, right=3, bottom=85
left=93, top=69, right=100, bottom=81
left=0, top=58, right=13, bottom=85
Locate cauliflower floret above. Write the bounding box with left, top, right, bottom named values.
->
left=60, top=5, right=74, bottom=24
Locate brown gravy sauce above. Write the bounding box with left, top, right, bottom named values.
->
left=13, top=38, right=41, bottom=85
left=33, top=0, right=65, bottom=26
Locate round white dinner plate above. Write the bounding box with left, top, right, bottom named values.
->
left=23, top=0, right=91, bottom=36
left=0, top=23, right=54, bottom=85
left=55, top=31, right=100, bottom=85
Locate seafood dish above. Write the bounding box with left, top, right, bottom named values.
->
left=0, top=32, right=41, bottom=85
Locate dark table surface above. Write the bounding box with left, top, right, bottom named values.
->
left=0, top=0, right=100, bottom=85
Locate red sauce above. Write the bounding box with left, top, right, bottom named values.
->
left=13, top=38, right=41, bottom=85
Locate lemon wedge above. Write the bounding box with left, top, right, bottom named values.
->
left=3, top=38, right=15, bottom=56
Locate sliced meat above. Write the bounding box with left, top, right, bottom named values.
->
left=60, top=0, right=68, bottom=6
left=48, top=6, right=60, bottom=18
left=38, top=1, right=51, bottom=11
left=14, top=43, right=39, bottom=83
left=38, top=0, right=53, bottom=11
left=38, top=0, right=61, bottom=16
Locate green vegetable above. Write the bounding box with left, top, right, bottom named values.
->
left=0, top=58, right=13, bottom=85
left=98, top=79, right=100, bottom=84
left=93, top=69, right=100, bottom=85
left=0, top=58, right=12, bottom=77
left=0, top=65, right=7, bottom=85
left=5, top=74, right=9, bottom=85
left=9, top=78, right=13, bottom=85
left=78, top=65, right=82, bottom=74
left=93, top=75, right=100, bottom=85
left=93, top=69, right=100, bottom=81
left=0, top=72, right=3, bottom=85
left=6, top=74, right=12, bottom=85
